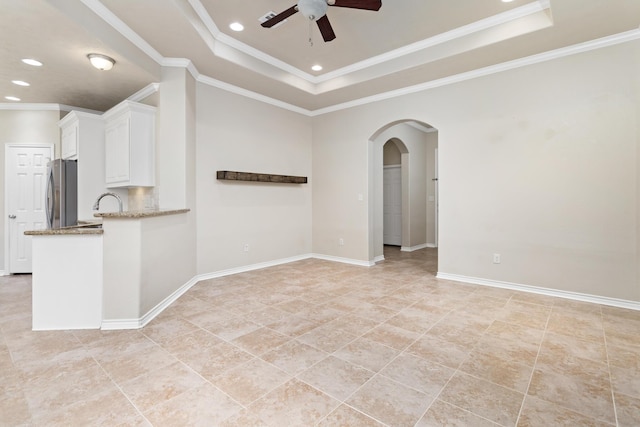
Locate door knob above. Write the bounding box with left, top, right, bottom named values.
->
left=8, top=215, right=16, bottom=219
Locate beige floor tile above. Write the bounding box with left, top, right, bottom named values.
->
left=144, top=382, right=242, bottom=426
left=615, top=392, right=640, bottom=427
left=212, top=358, right=290, bottom=406
left=2, top=247, right=638, bottom=426
left=547, top=311, right=605, bottom=342
left=297, top=322, right=358, bottom=353
left=406, top=334, right=472, bottom=369
left=362, top=322, right=421, bottom=351
left=484, top=320, right=545, bottom=347
left=24, top=362, right=118, bottom=417
left=266, top=314, right=320, bottom=338
left=607, top=344, right=640, bottom=370
left=379, top=352, right=454, bottom=396
left=204, top=316, right=262, bottom=341
left=231, top=327, right=290, bottom=355
left=317, top=404, right=386, bottom=426
left=0, top=372, right=31, bottom=426
left=416, top=399, right=500, bottom=427
left=517, top=395, right=614, bottom=427
left=347, top=375, right=433, bottom=427
left=334, top=337, right=400, bottom=372
left=385, top=311, right=438, bottom=333
left=260, top=340, right=328, bottom=375
left=540, top=330, right=607, bottom=363
left=142, top=317, right=200, bottom=346
left=458, top=350, right=533, bottom=393
left=527, top=368, right=615, bottom=424
left=610, top=365, right=640, bottom=398
left=32, top=387, right=147, bottom=427
left=248, top=379, right=339, bottom=426
left=119, top=361, right=205, bottom=413
left=298, top=355, right=374, bottom=401
left=181, top=340, right=254, bottom=380
left=438, top=371, right=524, bottom=426
left=96, top=342, right=178, bottom=384
left=219, top=410, right=269, bottom=427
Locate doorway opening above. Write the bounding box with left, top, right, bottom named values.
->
left=368, top=120, right=438, bottom=265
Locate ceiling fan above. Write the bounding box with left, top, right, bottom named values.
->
left=261, top=0, right=382, bottom=42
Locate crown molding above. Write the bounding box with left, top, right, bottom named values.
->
left=0, top=103, right=102, bottom=114
left=81, top=0, right=164, bottom=64
left=309, top=28, right=640, bottom=116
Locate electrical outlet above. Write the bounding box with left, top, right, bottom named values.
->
left=493, top=253, right=501, bottom=264
left=243, top=244, right=250, bottom=252
left=339, top=238, right=344, bottom=246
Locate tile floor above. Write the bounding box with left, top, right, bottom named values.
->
left=1, top=247, right=639, bottom=426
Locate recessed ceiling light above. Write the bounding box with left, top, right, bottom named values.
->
left=229, top=22, right=244, bottom=31
left=502, top=0, right=515, bottom=2
left=22, top=58, right=43, bottom=67
left=5, top=96, right=21, bottom=101
left=311, top=64, right=323, bottom=71
left=12, top=80, right=30, bottom=87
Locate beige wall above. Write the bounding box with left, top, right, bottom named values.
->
left=312, top=40, right=640, bottom=301
left=0, top=109, right=61, bottom=272
left=195, top=84, right=312, bottom=273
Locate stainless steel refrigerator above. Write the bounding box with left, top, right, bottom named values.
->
left=45, top=159, right=77, bottom=228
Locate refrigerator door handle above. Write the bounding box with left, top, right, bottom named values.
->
left=45, top=164, right=54, bottom=229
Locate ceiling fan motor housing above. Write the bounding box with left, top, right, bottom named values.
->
left=298, top=0, right=328, bottom=21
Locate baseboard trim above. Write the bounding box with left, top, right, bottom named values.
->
left=401, top=243, right=429, bottom=252
left=374, top=255, right=385, bottom=263
left=100, top=318, right=142, bottom=330
left=436, top=272, right=640, bottom=311
left=312, top=253, right=375, bottom=267
left=426, top=243, right=437, bottom=248
left=0, top=270, right=6, bottom=276
left=197, top=254, right=314, bottom=281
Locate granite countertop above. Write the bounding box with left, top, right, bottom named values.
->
left=93, top=208, right=190, bottom=219
left=24, top=224, right=104, bottom=236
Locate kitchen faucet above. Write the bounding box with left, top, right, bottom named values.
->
left=93, top=192, right=123, bottom=213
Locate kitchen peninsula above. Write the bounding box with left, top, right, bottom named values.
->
left=26, top=208, right=190, bottom=331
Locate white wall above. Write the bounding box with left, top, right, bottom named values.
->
left=0, top=109, right=61, bottom=272
left=312, top=40, right=640, bottom=302
left=196, top=84, right=312, bottom=274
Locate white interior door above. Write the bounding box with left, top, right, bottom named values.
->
left=5, top=144, right=52, bottom=273
left=383, top=166, right=402, bottom=246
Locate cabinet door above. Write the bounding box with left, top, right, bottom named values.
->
left=105, top=115, right=130, bottom=185
left=61, top=123, right=78, bottom=159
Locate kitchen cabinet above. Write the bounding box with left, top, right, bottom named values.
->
left=58, top=111, right=128, bottom=221
left=103, top=100, right=156, bottom=188
left=60, top=119, right=78, bottom=159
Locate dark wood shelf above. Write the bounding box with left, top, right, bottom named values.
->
left=216, top=170, right=307, bottom=184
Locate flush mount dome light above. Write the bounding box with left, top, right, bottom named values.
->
left=87, top=53, right=115, bottom=71
left=298, top=0, right=328, bottom=21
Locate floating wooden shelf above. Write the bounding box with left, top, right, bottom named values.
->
left=216, top=170, right=307, bottom=184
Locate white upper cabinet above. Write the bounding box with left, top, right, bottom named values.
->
left=60, top=116, right=79, bottom=159
left=103, top=101, right=156, bottom=188
left=58, top=111, right=116, bottom=221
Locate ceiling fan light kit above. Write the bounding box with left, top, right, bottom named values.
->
left=261, top=0, right=382, bottom=43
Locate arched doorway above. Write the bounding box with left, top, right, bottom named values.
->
left=368, top=120, right=438, bottom=263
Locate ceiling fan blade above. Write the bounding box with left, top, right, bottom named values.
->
left=329, top=0, right=381, bottom=11
left=316, top=15, right=336, bottom=42
left=261, top=5, right=298, bottom=28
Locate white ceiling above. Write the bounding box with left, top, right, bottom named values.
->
left=1, top=0, right=639, bottom=113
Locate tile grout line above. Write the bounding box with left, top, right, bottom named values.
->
left=514, top=299, right=552, bottom=426
left=601, top=306, right=620, bottom=427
